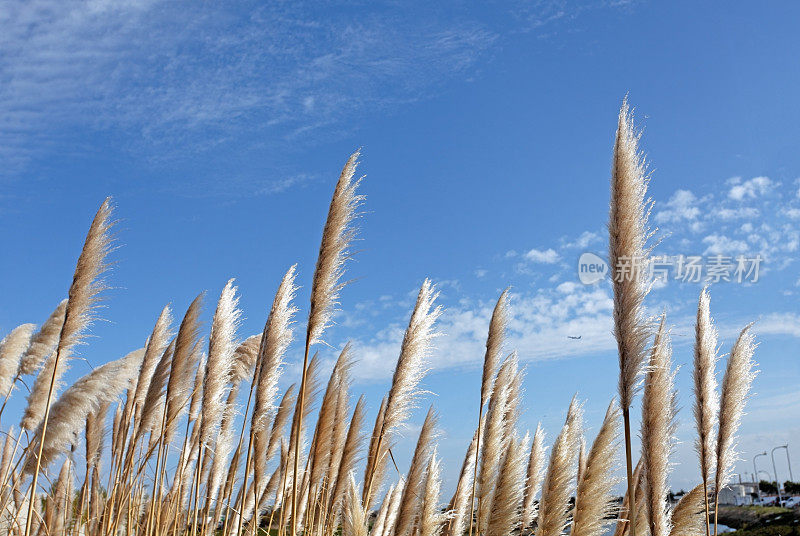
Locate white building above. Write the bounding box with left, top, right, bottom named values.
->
left=718, top=484, right=757, bottom=506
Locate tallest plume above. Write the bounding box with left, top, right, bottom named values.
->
left=609, top=98, right=652, bottom=411
left=307, top=150, right=364, bottom=345
left=292, top=151, right=364, bottom=536
left=608, top=99, right=652, bottom=536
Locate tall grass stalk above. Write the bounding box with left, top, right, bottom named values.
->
left=609, top=98, right=653, bottom=536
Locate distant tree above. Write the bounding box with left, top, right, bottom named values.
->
left=759, top=480, right=778, bottom=494
left=784, top=481, right=800, bottom=494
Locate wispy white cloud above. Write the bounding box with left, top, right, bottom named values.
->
left=343, top=277, right=800, bottom=383
left=0, top=0, right=496, bottom=174
left=345, top=280, right=615, bottom=381
left=727, top=176, right=778, bottom=201
left=524, top=247, right=560, bottom=263
left=702, top=234, right=749, bottom=256
left=655, top=189, right=702, bottom=224
left=563, top=230, right=601, bottom=249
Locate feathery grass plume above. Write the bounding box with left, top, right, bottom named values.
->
left=364, top=279, right=441, bottom=509
left=363, top=396, right=387, bottom=503
left=713, top=326, right=756, bottom=536
left=693, top=288, right=719, bottom=536
left=343, top=473, right=368, bottom=536
left=420, top=450, right=446, bottom=536
left=306, top=151, right=364, bottom=347
left=293, top=150, right=363, bottom=536
left=609, top=99, right=653, bottom=536
left=132, top=306, right=173, bottom=420
left=325, top=375, right=351, bottom=494
left=21, top=199, right=115, bottom=435
left=253, top=265, right=299, bottom=429
left=371, top=483, right=396, bottom=536
left=85, top=403, right=108, bottom=526
left=18, top=300, right=67, bottom=376
left=201, top=280, right=241, bottom=446
left=504, top=357, right=523, bottom=439
left=285, top=351, right=322, bottom=515
left=631, top=459, right=649, bottom=536
left=238, top=265, right=297, bottom=535
left=477, top=353, right=518, bottom=532
left=232, top=334, right=261, bottom=384
left=111, top=403, right=122, bottom=457
left=47, top=457, right=73, bottom=535
left=166, top=338, right=204, bottom=446
left=180, top=294, right=208, bottom=532
left=136, top=339, right=175, bottom=442
left=481, top=289, right=509, bottom=408
left=379, top=478, right=406, bottom=536
left=536, top=397, right=583, bottom=536
left=288, top=352, right=322, bottom=448
left=189, top=353, right=206, bottom=422
left=669, top=485, right=705, bottom=536
left=24, top=348, right=144, bottom=473
left=448, top=420, right=480, bottom=536
left=522, top=423, right=546, bottom=529
left=85, top=404, right=108, bottom=471
left=468, top=288, right=509, bottom=536
left=572, top=436, right=587, bottom=534
left=310, top=345, right=354, bottom=491
left=0, top=324, right=35, bottom=398
left=328, top=396, right=366, bottom=522
left=487, top=433, right=528, bottom=536
left=266, top=384, right=298, bottom=462
left=572, top=401, right=621, bottom=536
left=610, top=98, right=653, bottom=412
left=207, top=390, right=239, bottom=519
left=394, top=407, right=439, bottom=536
left=642, top=316, right=676, bottom=536
left=0, top=426, right=14, bottom=484
left=576, top=437, right=587, bottom=488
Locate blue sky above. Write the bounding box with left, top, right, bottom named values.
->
left=1, top=0, right=799, bottom=494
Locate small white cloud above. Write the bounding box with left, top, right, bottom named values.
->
left=781, top=207, right=800, bottom=220
left=754, top=312, right=800, bottom=338
left=256, top=173, right=316, bottom=195
left=702, top=234, right=749, bottom=256
left=564, top=231, right=600, bottom=249
left=715, top=207, right=760, bottom=220
left=655, top=189, right=701, bottom=223
left=556, top=281, right=578, bottom=294
left=524, top=248, right=560, bottom=264
left=728, top=176, right=777, bottom=201
left=474, top=269, right=488, bottom=278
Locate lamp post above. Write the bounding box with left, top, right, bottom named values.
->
left=754, top=452, right=767, bottom=501
left=774, top=444, right=793, bottom=482
left=771, top=446, right=783, bottom=504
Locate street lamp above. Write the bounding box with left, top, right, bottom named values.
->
left=771, top=446, right=784, bottom=504
left=773, top=445, right=793, bottom=482
left=754, top=452, right=767, bottom=501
